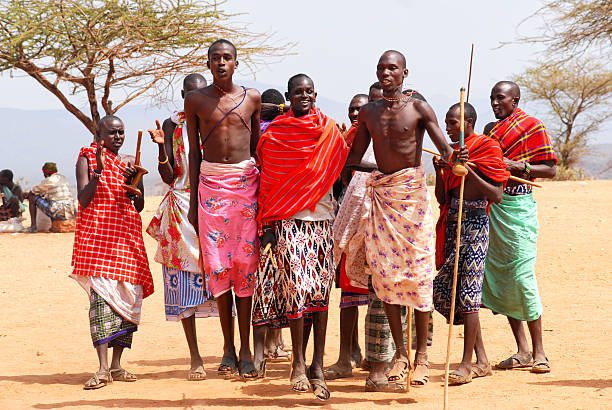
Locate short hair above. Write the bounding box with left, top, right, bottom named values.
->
left=369, top=82, right=382, bottom=91
left=448, top=102, right=477, bottom=126
left=351, top=93, right=369, bottom=102
left=261, top=88, right=285, bottom=105
left=381, top=50, right=406, bottom=69
left=96, top=115, right=123, bottom=137
left=287, top=73, right=313, bottom=93
left=208, top=39, right=237, bottom=58
left=403, top=89, right=427, bottom=102
left=0, top=169, right=13, bottom=181
left=183, top=73, right=206, bottom=90
left=493, top=80, right=520, bottom=99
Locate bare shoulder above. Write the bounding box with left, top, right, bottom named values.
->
left=246, top=87, right=261, bottom=104
left=412, top=98, right=435, bottom=119
left=184, top=86, right=212, bottom=104
left=360, top=100, right=381, bottom=119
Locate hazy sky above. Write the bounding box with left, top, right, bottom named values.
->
left=0, top=1, right=547, bottom=119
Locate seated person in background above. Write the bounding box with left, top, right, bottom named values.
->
left=0, top=169, right=25, bottom=221
left=27, top=162, right=75, bottom=232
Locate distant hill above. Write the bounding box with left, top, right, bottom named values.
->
left=579, top=143, right=612, bottom=179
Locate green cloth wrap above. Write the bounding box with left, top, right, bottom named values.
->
left=481, top=193, right=542, bottom=321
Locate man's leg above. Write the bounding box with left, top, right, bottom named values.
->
left=474, top=318, right=490, bottom=371
left=235, top=295, right=255, bottom=370
left=412, top=309, right=431, bottom=385
left=28, top=195, right=37, bottom=230
left=310, top=311, right=328, bottom=379
left=181, top=315, right=205, bottom=376
left=289, top=317, right=309, bottom=390
left=508, top=316, right=532, bottom=356
left=383, top=302, right=410, bottom=385
left=95, top=343, right=109, bottom=373
left=325, top=306, right=357, bottom=379
left=350, top=309, right=363, bottom=365
left=451, top=313, right=479, bottom=379
left=527, top=316, right=549, bottom=370
left=253, top=324, right=267, bottom=370
left=216, top=291, right=237, bottom=372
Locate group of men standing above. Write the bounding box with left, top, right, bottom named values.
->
left=69, top=38, right=556, bottom=401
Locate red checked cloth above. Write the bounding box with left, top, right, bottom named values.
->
left=434, top=133, right=510, bottom=269
left=257, top=108, right=349, bottom=223
left=488, top=108, right=557, bottom=167
left=72, top=145, right=154, bottom=297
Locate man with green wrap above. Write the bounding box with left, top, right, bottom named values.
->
left=482, top=81, right=557, bottom=374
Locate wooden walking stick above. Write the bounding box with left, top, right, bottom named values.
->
left=407, top=306, right=412, bottom=391
left=122, top=129, right=149, bottom=195
left=443, top=87, right=468, bottom=410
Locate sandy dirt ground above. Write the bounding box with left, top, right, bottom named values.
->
left=0, top=180, right=610, bottom=409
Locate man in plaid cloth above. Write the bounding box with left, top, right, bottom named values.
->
left=71, top=115, right=154, bottom=390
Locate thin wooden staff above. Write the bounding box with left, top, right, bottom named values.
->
left=467, top=44, right=474, bottom=102
left=423, top=148, right=542, bottom=188
left=444, top=87, right=467, bottom=410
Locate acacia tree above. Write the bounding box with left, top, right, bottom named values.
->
left=514, top=59, right=612, bottom=168
left=512, top=0, right=612, bottom=59
left=0, top=0, right=290, bottom=136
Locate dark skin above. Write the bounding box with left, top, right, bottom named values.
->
left=345, top=51, right=469, bottom=383
left=259, top=76, right=329, bottom=393
left=489, top=81, right=556, bottom=368
left=147, top=77, right=208, bottom=379
left=434, top=107, right=503, bottom=205
left=432, top=106, right=503, bottom=380
left=325, top=94, right=369, bottom=380
left=184, top=42, right=261, bottom=376
left=74, top=117, right=142, bottom=385
left=0, top=174, right=23, bottom=217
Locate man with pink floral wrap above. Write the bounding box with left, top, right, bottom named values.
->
left=346, top=50, right=467, bottom=390
left=185, top=39, right=262, bottom=380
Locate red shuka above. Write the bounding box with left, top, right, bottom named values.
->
left=344, top=123, right=358, bottom=148
left=72, top=145, right=154, bottom=297
left=434, top=134, right=510, bottom=270
left=257, top=108, right=349, bottom=223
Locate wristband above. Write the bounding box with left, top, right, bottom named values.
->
left=278, top=103, right=285, bottom=114
left=523, top=162, right=531, bottom=177
left=159, top=156, right=169, bottom=164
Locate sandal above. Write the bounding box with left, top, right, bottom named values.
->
left=256, top=359, right=267, bottom=379
left=411, top=353, right=429, bottom=387
left=531, top=357, right=551, bottom=374
left=218, top=353, right=238, bottom=378
left=308, top=378, right=330, bottom=402
left=187, top=365, right=207, bottom=381
left=387, top=356, right=410, bottom=385
left=83, top=370, right=112, bottom=390
left=472, top=363, right=493, bottom=378
left=290, top=373, right=310, bottom=392
left=496, top=352, right=533, bottom=370
left=265, top=345, right=291, bottom=361
left=365, top=376, right=406, bottom=392
left=109, top=368, right=137, bottom=382
left=324, top=363, right=353, bottom=380
left=237, top=360, right=258, bottom=381
left=448, top=369, right=472, bottom=385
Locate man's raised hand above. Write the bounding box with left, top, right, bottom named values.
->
left=148, top=120, right=165, bottom=144
left=95, top=143, right=106, bottom=172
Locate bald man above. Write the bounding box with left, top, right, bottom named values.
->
left=481, top=81, right=557, bottom=374
left=346, top=50, right=467, bottom=389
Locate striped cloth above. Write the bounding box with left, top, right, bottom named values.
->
left=344, top=123, right=358, bottom=147
left=488, top=108, right=557, bottom=166
left=162, top=266, right=220, bottom=321
left=257, top=108, right=349, bottom=224
left=72, top=145, right=154, bottom=297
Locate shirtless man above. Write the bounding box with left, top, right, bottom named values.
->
left=346, top=50, right=467, bottom=389
left=185, top=39, right=262, bottom=380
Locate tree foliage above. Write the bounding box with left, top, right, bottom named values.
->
left=513, top=0, right=612, bottom=59
left=0, top=0, right=291, bottom=136
left=514, top=59, right=612, bottom=168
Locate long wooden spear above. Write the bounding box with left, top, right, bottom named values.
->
left=443, top=87, right=467, bottom=410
